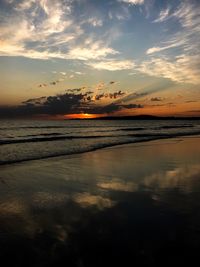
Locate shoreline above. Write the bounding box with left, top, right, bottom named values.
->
left=1, top=133, right=200, bottom=167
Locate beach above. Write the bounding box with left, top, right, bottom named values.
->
left=0, top=135, right=200, bottom=266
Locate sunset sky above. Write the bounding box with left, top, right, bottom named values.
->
left=0, top=0, right=200, bottom=118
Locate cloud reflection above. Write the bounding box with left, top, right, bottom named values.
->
left=143, top=164, right=200, bottom=193
left=98, top=179, right=138, bottom=192
left=0, top=198, right=27, bottom=215
left=73, top=192, right=115, bottom=210
left=32, top=191, right=69, bottom=208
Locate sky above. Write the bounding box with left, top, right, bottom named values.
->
left=0, top=0, right=200, bottom=118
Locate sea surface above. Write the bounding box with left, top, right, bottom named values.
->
left=0, top=119, right=200, bottom=165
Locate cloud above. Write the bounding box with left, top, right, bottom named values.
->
left=75, top=71, right=85, bottom=75
left=66, top=88, right=82, bottom=93
left=0, top=0, right=76, bottom=59
left=0, top=93, right=85, bottom=118
left=172, top=2, right=199, bottom=29
left=114, top=92, right=146, bottom=105
left=60, top=72, right=66, bottom=76
left=151, top=97, right=164, bottom=102
left=0, top=0, right=119, bottom=63
left=185, top=100, right=197, bottom=103
left=94, top=91, right=125, bottom=101
left=128, top=72, right=137, bottom=75
left=89, top=102, right=143, bottom=114
left=67, top=43, right=119, bottom=61
left=153, top=7, right=170, bottom=23
left=114, top=81, right=172, bottom=104
left=144, top=1, right=200, bottom=85
left=138, top=55, right=200, bottom=84
left=146, top=43, right=183, bottom=55
left=0, top=89, right=135, bottom=118
left=49, top=78, right=64, bottom=85
left=87, top=60, right=135, bottom=71
left=37, top=77, right=66, bottom=88
left=95, top=82, right=105, bottom=90
left=121, top=103, right=143, bottom=109
left=187, top=110, right=200, bottom=113
left=119, top=0, right=144, bottom=5
left=38, top=83, right=47, bottom=88
left=87, top=17, right=103, bottom=27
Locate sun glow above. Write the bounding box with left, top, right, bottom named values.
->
left=64, top=113, right=103, bottom=119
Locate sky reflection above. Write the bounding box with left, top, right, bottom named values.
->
left=0, top=137, right=200, bottom=266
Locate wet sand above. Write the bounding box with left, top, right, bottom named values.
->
left=0, top=136, right=200, bottom=266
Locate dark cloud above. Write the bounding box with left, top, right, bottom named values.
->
left=185, top=100, right=197, bottom=103
left=167, top=102, right=175, bottom=105
left=0, top=90, right=138, bottom=118
left=122, top=104, right=143, bottom=109
left=87, top=103, right=143, bottom=114
left=67, top=88, right=82, bottom=93
left=38, top=84, right=47, bottom=88
left=109, top=91, right=125, bottom=99
left=151, top=97, right=164, bottom=102
left=65, top=88, right=94, bottom=94
left=187, top=110, right=200, bottom=113
left=114, top=92, right=147, bottom=104
left=22, top=97, right=46, bottom=106
left=50, top=81, right=57, bottom=85
left=150, top=104, right=165, bottom=107
left=95, top=93, right=105, bottom=101
left=85, top=96, right=92, bottom=102
left=95, top=91, right=125, bottom=101
left=115, top=81, right=173, bottom=105
left=49, top=79, right=64, bottom=86
left=0, top=93, right=85, bottom=118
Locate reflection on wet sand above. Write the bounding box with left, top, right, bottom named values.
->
left=143, top=164, right=200, bottom=193
left=0, top=136, right=200, bottom=266
left=73, top=192, right=115, bottom=209
left=98, top=179, right=138, bottom=192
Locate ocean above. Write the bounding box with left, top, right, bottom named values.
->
left=0, top=119, right=200, bottom=165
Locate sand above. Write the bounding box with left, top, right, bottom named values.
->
left=0, top=136, right=200, bottom=266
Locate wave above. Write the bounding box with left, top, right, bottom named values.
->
left=1, top=129, right=200, bottom=145
left=84, top=127, right=145, bottom=133
left=0, top=131, right=200, bottom=166
left=0, top=137, right=161, bottom=166
left=0, top=125, right=137, bottom=130
left=0, top=134, right=123, bottom=145
left=0, top=125, right=194, bottom=132
left=1, top=128, right=146, bottom=140
left=156, top=125, right=194, bottom=130
left=18, top=132, right=63, bottom=138
left=119, top=127, right=145, bottom=131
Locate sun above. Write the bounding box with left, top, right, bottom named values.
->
left=82, top=113, right=89, bottom=117
left=64, top=113, right=103, bottom=119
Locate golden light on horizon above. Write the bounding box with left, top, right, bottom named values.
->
left=64, top=113, right=104, bottom=119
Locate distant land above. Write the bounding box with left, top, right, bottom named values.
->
left=67, top=115, right=200, bottom=120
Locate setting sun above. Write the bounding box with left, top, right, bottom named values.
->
left=64, top=113, right=103, bottom=119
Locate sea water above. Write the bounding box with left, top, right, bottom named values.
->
left=0, top=119, right=200, bottom=165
